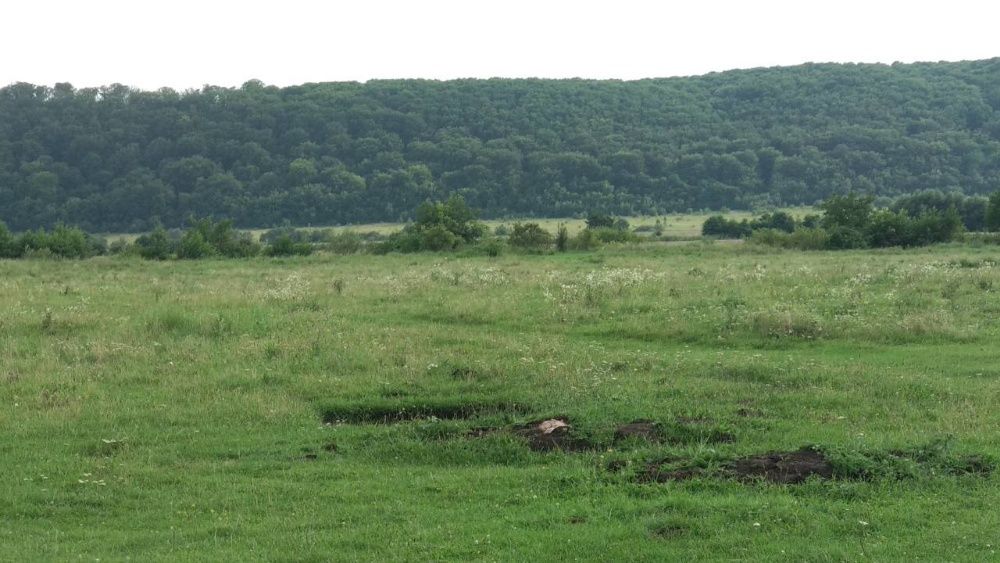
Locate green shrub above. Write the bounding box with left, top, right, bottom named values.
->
left=702, top=215, right=752, bottom=238
left=0, top=222, right=21, bottom=258
left=190, top=217, right=260, bottom=258
left=748, top=228, right=786, bottom=248
left=865, top=210, right=911, bottom=248
left=108, top=239, right=133, bottom=255
left=265, top=234, right=313, bottom=256
left=415, top=195, right=487, bottom=244
left=508, top=222, right=553, bottom=251
left=785, top=227, right=831, bottom=250
left=751, top=227, right=832, bottom=250
left=177, top=230, right=215, bottom=259
left=570, top=228, right=600, bottom=250
left=46, top=224, right=90, bottom=258
left=555, top=224, right=569, bottom=252
left=585, top=213, right=616, bottom=229
left=135, top=226, right=176, bottom=260
left=750, top=211, right=796, bottom=233
left=326, top=231, right=362, bottom=254
left=826, top=226, right=868, bottom=249
left=590, top=227, right=639, bottom=243
left=420, top=224, right=461, bottom=251
left=463, top=239, right=504, bottom=257
left=986, top=191, right=1000, bottom=232
left=821, top=194, right=875, bottom=231
left=375, top=196, right=487, bottom=253
left=906, top=208, right=963, bottom=246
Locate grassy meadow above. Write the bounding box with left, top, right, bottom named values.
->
left=104, top=208, right=817, bottom=244
left=2, top=241, right=999, bottom=560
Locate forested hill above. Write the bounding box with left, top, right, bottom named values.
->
left=3, top=58, right=1000, bottom=232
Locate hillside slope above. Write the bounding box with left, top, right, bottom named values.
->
left=2, top=59, right=999, bottom=231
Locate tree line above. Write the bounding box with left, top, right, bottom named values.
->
left=0, top=196, right=641, bottom=259
left=2, top=58, right=1000, bottom=232
left=704, top=191, right=1000, bottom=249
left=4, top=191, right=1000, bottom=260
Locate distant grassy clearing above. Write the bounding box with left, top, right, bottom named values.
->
left=103, top=207, right=817, bottom=242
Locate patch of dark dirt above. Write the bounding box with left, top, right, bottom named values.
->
left=614, top=420, right=661, bottom=442
left=728, top=447, right=833, bottom=484
left=513, top=417, right=595, bottom=452
left=631, top=442, right=993, bottom=485
left=568, top=515, right=587, bottom=524
left=736, top=407, right=764, bottom=418
left=322, top=442, right=338, bottom=453
left=320, top=400, right=531, bottom=424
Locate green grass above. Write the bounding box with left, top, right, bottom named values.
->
left=104, top=207, right=817, bottom=243
left=2, top=242, right=999, bottom=560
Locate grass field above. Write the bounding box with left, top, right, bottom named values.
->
left=2, top=241, right=999, bottom=560
left=105, top=207, right=817, bottom=243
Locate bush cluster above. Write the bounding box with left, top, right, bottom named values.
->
left=702, top=211, right=810, bottom=238
left=374, top=195, right=488, bottom=253
left=733, top=194, right=965, bottom=250
left=133, top=218, right=261, bottom=260
left=0, top=223, right=106, bottom=259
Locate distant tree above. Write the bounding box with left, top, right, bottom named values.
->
left=751, top=211, right=796, bottom=233
left=555, top=224, right=569, bottom=252
left=820, top=194, right=874, bottom=231
left=265, top=234, right=313, bottom=256
left=415, top=195, right=486, bottom=243
left=892, top=190, right=987, bottom=232
left=177, top=229, right=214, bottom=259
left=800, top=214, right=821, bottom=229
left=702, top=215, right=752, bottom=238
left=508, top=222, right=554, bottom=251
left=866, top=210, right=911, bottom=248
left=987, top=192, right=1000, bottom=232
left=3, top=61, right=1000, bottom=231
left=419, top=225, right=460, bottom=251
left=585, top=213, right=616, bottom=229
left=135, top=226, right=176, bottom=260
left=0, top=222, right=17, bottom=258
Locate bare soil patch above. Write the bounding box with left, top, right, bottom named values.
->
left=513, top=417, right=595, bottom=452
left=728, top=447, right=833, bottom=484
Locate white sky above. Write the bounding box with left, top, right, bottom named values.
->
left=3, top=0, right=998, bottom=90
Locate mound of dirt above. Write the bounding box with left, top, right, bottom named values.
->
left=514, top=417, right=593, bottom=452
left=729, top=447, right=833, bottom=484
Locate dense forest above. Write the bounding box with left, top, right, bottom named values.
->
left=2, top=58, right=1000, bottom=232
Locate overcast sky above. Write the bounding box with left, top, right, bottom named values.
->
left=4, top=0, right=997, bottom=90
